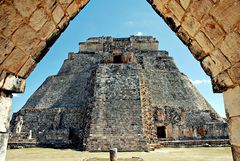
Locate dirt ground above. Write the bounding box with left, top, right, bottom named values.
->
left=6, top=147, right=232, bottom=161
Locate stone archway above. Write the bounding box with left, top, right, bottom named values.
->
left=0, top=0, right=239, bottom=160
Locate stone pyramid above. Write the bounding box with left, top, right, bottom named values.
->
left=9, top=36, right=228, bottom=151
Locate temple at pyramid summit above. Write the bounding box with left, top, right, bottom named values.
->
left=9, top=36, right=228, bottom=151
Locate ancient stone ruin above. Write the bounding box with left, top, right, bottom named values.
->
left=9, top=36, right=228, bottom=151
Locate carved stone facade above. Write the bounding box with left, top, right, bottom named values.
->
left=9, top=36, right=228, bottom=151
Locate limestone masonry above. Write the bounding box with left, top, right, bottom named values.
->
left=9, top=36, right=228, bottom=151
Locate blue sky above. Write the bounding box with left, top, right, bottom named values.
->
left=12, top=0, right=226, bottom=117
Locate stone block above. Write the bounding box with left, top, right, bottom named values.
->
left=38, top=20, right=56, bottom=40
left=0, top=92, right=12, bottom=132
left=52, top=5, right=65, bottom=24
left=210, top=49, right=231, bottom=74
left=59, top=0, right=74, bottom=9
left=58, top=17, right=70, bottom=30
left=1, top=48, right=29, bottom=74
left=219, top=32, right=240, bottom=64
left=201, top=56, right=218, bottom=77
left=210, top=0, right=240, bottom=32
left=195, top=31, right=214, bottom=53
left=189, top=0, right=214, bottom=21
left=177, top=27, right=190, bottom=45
left=228, top=116, right=240, bottom=145
left=2, top=74, right=26, bottom=93
left=188, top=41, right=208, bottom=60
left=201, top=16, right=225, bottom=45
left=14, top=0, right=40, bottom=18
left=0, top=3, right=23, bottom=37
left=42, top=0, right=57, bottom=13
left=163, top=9, right=180, bottom=31
left=12, top=24, right=40, bottom=55
left=179, top=0, right=190, bottom=10
left=224, top=86, right=240, bottom=118
left=167, top=0, right=185, bottom=21
left=212, top=71, right=234, bottom=92
left=18, top=58, right=36, bottom=78
left=150, top=0, right=169, bottom=14
left=31, top=41, right=47, bottom=62
left=67, top=1, right=79, bottom=17
left=228, top=62, right=240, bottom=84
left=0, top=35, right=14, bottom=64
left=30, top=8, right=48, bottom=31
left=182, top=14, right=200, bottom=37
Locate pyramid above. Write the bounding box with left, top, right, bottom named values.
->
left=9, top=36, right=228, bottom=151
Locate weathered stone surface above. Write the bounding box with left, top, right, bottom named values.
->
left=228, top=63, right=240, bottom=84
left=210, top=0, right=240, bottom=33
left=9, top=36, right=228, bottom=152
left=201, top=56, right=219, bottom=77
left=0, top=133, right=9, bottom=161
left=201, top=16, right=225, bottom=46
left=52, top=5, right=65, bottom=24
left=17, top=58, right=36, bottom=78
left=1, top=48, right=29, bottom=74
left=219, top=32, right=240, bottom=64
left=188, top=41, right=207, bottom=61
left=14, top=0, right=40, bottom=18
left=182, top=14, right=200, bottom=37
left=0, top=3, right=23, bottom=37
left=167, top=0, right=185, bottom=21
left=2, top=74, right=26, bottom=93
left=228, top=116, right=240, bottom=145
left=232, top=144, right=240, bottom=161
left=37, top=20, right=57, bottom=41
left=0, top=35, right=14, bottom=64
left=195, top=31, right=214, bottom=53
left=189, top=0, right=214, bottom=21
left=179, top=0, right=190, bottom=10
left=66, top=1, right=79, bottom=17
left=11, top=24, right=40, bottom=55
left=0, top=71, right=7, bottom=88
left=0, top=92, right=11, bottom=161
left=210, top=49, right=231, bottom=74
left=212, top=71, right=234, bottom=92
left=0, top=92, right=12, bottom=132
left=42, top=0, right=57, bottom=13
left=29, top=8, right=48, bottom=31
left=224, top=86, right=240, bottom=118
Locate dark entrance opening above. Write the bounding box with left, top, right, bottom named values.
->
left=113, top=55, right=122, bottom=63
left=157, top=126, right=166, bottom=139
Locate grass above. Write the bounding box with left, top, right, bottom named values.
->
left=86, top=158, right=141, bottom=161
left=6, top=147, right=233, bottom=161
